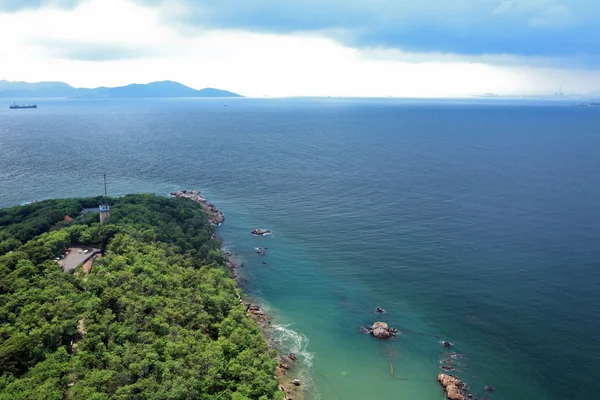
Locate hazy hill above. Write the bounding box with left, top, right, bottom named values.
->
left=0, top=80, right=242, bottom=98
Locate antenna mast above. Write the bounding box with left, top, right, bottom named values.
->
left=103, top=173, right=108, bottom=204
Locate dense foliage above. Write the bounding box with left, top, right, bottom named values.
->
left=0, top=195, right=281, bottom=400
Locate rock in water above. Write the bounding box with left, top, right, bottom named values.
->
left=370, top=321, right=397, bottom=339
left=252, top=229, right=273, bottom=236
left=438, top=373, right=466, bottom=400
left=372, top=327, right=391, bottom=338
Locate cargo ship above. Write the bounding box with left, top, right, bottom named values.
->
left=9, top=102, right=37, bottom=109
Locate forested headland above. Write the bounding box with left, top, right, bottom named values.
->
left=0, top=194, right=282, bottom=400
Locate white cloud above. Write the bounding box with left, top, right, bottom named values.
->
left=0, top=0, right=598, bottom=97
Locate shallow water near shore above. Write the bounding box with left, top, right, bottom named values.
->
left=1, top=98, right=599, bottom=399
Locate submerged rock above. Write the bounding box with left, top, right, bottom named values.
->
left=252, top=229, right=273, bottom=236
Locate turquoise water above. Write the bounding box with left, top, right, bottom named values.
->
left=1, top=98, right=599, bottom=399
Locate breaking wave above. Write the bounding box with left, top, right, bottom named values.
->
left=271, top=323, right=314, bottom=368
left=271, top=323, right=319, bottom=399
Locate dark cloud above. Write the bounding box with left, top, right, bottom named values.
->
left=143, top=0, right=600, bottom=63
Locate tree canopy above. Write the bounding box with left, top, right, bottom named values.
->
left=0, top=194, right=281, bottom=400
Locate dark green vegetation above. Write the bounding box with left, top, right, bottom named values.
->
left=0, top=195, right=281, bottom=400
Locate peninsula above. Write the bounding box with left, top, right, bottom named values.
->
left=0, top=194, right=282, bottom=399
left=0, top=80, right=242, bottom=98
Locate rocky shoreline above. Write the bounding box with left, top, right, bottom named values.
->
left=172, top=190, right=299, bottom=397
left=224, top=252, right=303, bottom=400
left=170, top=190, right=225, bottom=225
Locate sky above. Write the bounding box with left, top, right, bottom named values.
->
left=0, top=0, right=599, bottom=97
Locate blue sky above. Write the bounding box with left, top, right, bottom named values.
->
left=0, top=0, right=598, bottom=96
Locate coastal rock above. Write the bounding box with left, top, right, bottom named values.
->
left=171, top=190, right=225, bottom=225
left=292, top=379, right=301, bottom=386
left=252, top=228, right=273, bottom=236
left=288, top=353, right=297, bottom=361
left=368, top=321, right=398, bottom=339
left=279, top=362, right=289, bottom=370
left=373, top=326, right=392, bottom=338
left=438, top=373, right=466, bottom=400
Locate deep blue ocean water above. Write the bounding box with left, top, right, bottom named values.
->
left=1, top=98, right=599, bottom=399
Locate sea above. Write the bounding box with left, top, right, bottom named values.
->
left=1, top=97, right=599, bottom=400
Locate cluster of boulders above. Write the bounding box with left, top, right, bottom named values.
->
left=171, top=190, right=225, bottom=225
left=366, top=321, right=399, bottom=339
left=438, top=374, right=467, bottom=400
left=276, top=352, right=302, bottom=400
left=437, top=372, right=493, bottom=399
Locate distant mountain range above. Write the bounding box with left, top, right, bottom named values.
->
left=0, top=80, right=242, bottom=98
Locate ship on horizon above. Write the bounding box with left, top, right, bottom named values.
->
left=9, top=102, right=37, bottom=109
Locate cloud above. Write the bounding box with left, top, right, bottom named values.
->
left=0, top=0, right=187, bottom=62
left=0, top=0, right=80, bottom=12
left=2, top=0, right=598, bottom=64
left=0, top=0, right=599, bottom=96
left=132, top=0, right=599, bottom=62
left=30, top=40, right=163, bottom=61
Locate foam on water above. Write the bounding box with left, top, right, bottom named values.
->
left=271, top=324, right=314, bottom=368
left=271, top=323, right=317, bottom=398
